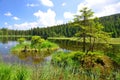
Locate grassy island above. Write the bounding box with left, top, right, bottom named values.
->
left=11, top=36, right=59, bottom=63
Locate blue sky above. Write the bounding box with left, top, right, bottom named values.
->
left=0, top=0, right=120, bottom=30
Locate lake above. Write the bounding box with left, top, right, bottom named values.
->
left=49, top=39, right=120, bottom=66
left=0, top=37, right=120, bottom=65
left=0, top=41, right=20, bottom=63
left=0, top=37, right=41, bottom=65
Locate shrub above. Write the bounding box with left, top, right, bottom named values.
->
left=17, top=38, right=26, bottom=44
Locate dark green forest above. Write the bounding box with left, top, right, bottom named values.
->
left=0, top=13, right=120, bottom=38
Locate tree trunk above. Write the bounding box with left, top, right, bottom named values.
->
left=83, top=33, right=86, bottom=52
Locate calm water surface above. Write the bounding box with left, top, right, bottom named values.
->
left=1, top=37, right=120, bottom=65
left=0, top=41, right=20, bottom=63
left=0, top=40, right=52, bottom=64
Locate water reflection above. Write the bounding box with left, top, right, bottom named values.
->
left=0, top=41, right=19, bottom=63
left=0, top=37, right=31, bottom=43
left=49, top=39, right=105, bottom=51
left=12, top=48, right=56, bottom=64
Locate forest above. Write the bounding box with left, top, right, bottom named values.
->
left=0, top=13, right=120, bottom=38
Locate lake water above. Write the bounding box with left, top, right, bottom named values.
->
left=0, top=41, right=20, bottom=63
left=0, top=37, right=120, bottom=65
left=0, top=38, right=52, bottom=65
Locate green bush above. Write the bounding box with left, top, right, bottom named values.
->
left=17, top=38, right=26, bottom=44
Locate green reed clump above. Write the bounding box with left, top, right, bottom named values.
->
left=0, top=61, right=120, bottom=80
left=0, top=63, right=32, bottom=80
left=31, top=61, right=120, bottom=80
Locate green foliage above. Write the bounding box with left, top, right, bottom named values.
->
left=73, top=7, right=94, bottom=52
left=17, top=37, right=26, bottom=44
left=0, top=63, right=31, bottom=80
left=52, top=51, right=105, bottom=68
left=73, top=7, right=111, bottom=52
left=99, top=13, right=120, bottom=37
left=106, top=44, right=120, bottom=64
left=40, top=40, right=58, bottom=49
left=11, top=36, right=59, bottom=53
left=31, top=36, right=45, bottom=48
left=11, top=42, right=30, bottom=52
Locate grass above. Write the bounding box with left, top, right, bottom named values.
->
left=0, top=63, right=32, bottom=80
left=11, top=42, right=31, bottom=52
left=0, top=61, right=120, bottom=80
left=11, top=40, right=59, bottom=63
left=40, top=40, right=59, bottom=49
left=48, top=37, right=120, bottom=44
left=11, top=40, right=59, bottom=52
left=0, top=35, right=32, bottom=37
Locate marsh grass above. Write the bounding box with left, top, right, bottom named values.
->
left=0, top=63, right=32, bottom=80
left=32, top=62, right=120, bottom=80
left=11, top=40, right=59, bottom=53
left=0, top=62, right=120, bottom=80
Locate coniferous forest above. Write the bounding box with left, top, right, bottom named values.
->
left=0, top=13, right=120, bottom=38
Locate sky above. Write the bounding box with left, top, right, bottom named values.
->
left=0, top=0, right=120, bottom=30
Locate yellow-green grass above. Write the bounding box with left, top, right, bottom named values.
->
left=0, top=61, right=120, bottom=80
left=11, top=40, right=59, bottom=52
left=48, top=37, right=120, bottom=44
left=0, top=35, right=32, bottom=37
left=0, top=63, right=32, bottom=80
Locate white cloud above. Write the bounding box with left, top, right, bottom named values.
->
left=4, top=12, right=12, bottom=17
left=64, top=12, right=74, bottom=19
left=56, top=20, right=63, bottom=25
left=77, top=0, right=120, bottom=17
left=26, top=3, right=39, bottom=7
left=13, top=16, right=20, bottom=20
left=6, top=9, right=63, bottom=30
left=40, top=0, right=54, bottom=7
left=34, top=9, right=56, bottom=26
left=95, top=2, right=120, bottom=17
left=4, top=22, right=8, bottom=25
left=8, top=22, right=38, bottom=30
left=62, top=2, right=66, bottom=6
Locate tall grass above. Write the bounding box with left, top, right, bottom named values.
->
left=32, top=62, right=120, bottom=80
left=0, top=62, right=120, bottom=80
left=0, top=63, right=31, bottom=80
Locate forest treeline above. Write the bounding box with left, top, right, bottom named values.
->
left=0, top=13, right=120, bottom=39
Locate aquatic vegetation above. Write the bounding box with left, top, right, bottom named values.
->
left=0, top=63, right=31, bottom=80
left=0, top=61, right=120, bottom=80
left=51, top=51, right=117, bottom=78
left=11, top=36, right=59, bottom=53
left=11, top=36, right=59, bottom=63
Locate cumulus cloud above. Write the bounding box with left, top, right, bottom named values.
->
left=95, top=2, right=120, bottom=17
left=34, top=9, right=56, bottom=26
left=13, top=16, right=20, bottom=20
left=6, top=9, right=63, bottom=30
left=4, top=12, right=12, bottom=17
left=64, top=12, right=74, bottom=19
left=40, top=0, right=54, bottom=7
left=26, top=3, right=39, bottom=7
left=77, top=0, right=120, bottom=17
left=62, top=2, right=66, bottom=6
left=8, top=22, right=38, bottom=30
left=56, top=20, right=63, bottom=25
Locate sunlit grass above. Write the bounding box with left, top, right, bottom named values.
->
left=48, top=37, right=120, bottom=44
left=0, top=63, right=32, bottom=80
left=0, top=61, right=120, bottom=80
left=11, top=40, right=59, bottom=52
